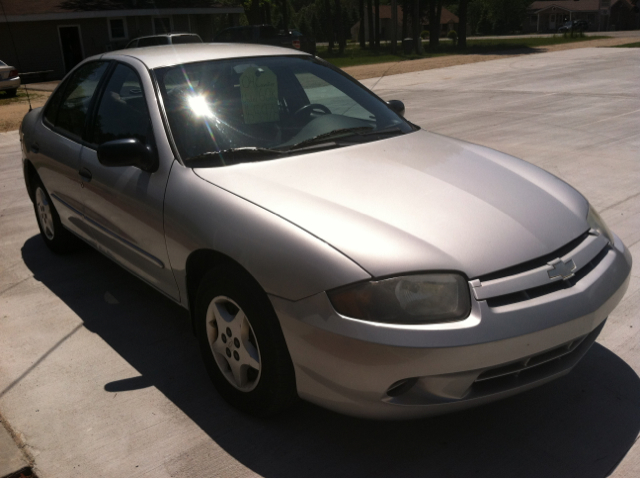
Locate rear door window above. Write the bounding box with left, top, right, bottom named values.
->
left=47, top=61, right=110, bottom=141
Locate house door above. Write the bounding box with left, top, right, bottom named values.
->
left=549, top=14, right=556, bottom=31
left=59, top=26, right=84, bottom=74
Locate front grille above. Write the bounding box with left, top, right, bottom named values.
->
left=486, top=245, right=610, bottom=307
left=479, top=231, right=589, bottom=283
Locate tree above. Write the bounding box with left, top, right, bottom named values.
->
left=402, top=0, right=409, bottom=39
left=413, top=0, right=422, bottom=53
left=324, top=0, right=334, bottom=51
left=359, top=0, right=366, bottom=48
left=429, top=0, right=443, bottom=48
left=374, top=0, right=380, bottom=49
left=458, top=0, right=467, bottom=48
left=335, top=0, right=346, bottom=53
left=367, top=0, right=374, bottom=48
left=391, top=0, right=398, bottom=53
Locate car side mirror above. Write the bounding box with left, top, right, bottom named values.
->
left=387, top=100, right=405, bottom=117
left=97, top=138, right=158, bottom=172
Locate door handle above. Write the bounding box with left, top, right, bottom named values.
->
left=31, top=143, right=39, bottom=153
left=79, top=167, right=92, bottom=182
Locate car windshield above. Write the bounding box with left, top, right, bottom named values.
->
left=155, top=56, right=413, bottom=165
left=0, top=60, right=6, bottom=66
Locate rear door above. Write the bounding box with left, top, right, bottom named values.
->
left=33, top=61, right=110, bottom=238
left=79, top=61, right=180, bottom=299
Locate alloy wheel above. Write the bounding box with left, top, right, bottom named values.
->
left=206, top=295, right=262, bottom=392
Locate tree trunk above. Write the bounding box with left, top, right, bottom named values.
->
left=434, top=0, right=442, bottom=46
left=335, top=0, right=345, bottom=54
left=391, top=0, right=398, bottom=53
left=359, top=0, right=366, bottom=48
left=249, top=0, right=260, bottom=24
left=282, top=0, right=289, bottom=31
left=374, top=0, right=380, bottom=49
left=367, top=0, right=374, bottom=49
left=428, top=0, right=437, bottom=48
left=325, top=0, right=334, bottom=51
left=458, top=0, right=467, bottom=48
left=402, top=0, right=408, bottom=40
left=413, top=0, right=422, bottom=53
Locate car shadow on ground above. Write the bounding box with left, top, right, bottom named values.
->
left=22, top=235, right=640, bottom=477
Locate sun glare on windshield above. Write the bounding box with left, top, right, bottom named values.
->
left=188, top=95, right=215, bottom=118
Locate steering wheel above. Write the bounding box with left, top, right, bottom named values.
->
left=294, top=103, right=331, bottom=120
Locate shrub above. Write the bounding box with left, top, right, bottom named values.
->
left=421, top=30, right=429, bottom=39
left=447, top=30, right=458, bottom=46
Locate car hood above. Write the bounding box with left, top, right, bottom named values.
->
left=194, top=130, right=588, bottom=279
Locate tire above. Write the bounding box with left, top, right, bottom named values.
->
left=32, top=178, right=82, bottom=254
left=195, top=267, right=297, bottom=417
left=5, top=88, right=17, bottom=97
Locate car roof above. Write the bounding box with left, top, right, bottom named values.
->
left=101, top=43, right=308, bottom=69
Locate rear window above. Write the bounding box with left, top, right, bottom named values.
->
left=138, top=36, right=170, bottom=47
left=171, top=35, right=202, bottom=45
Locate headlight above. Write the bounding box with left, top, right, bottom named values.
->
left=587, top=205, right=614, bottom=245
left=327, top=274, right=471, bottom=324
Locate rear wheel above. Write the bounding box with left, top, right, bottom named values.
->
left=195, top=267, right=297, bottom=416
left=33, top=178, right=82, bottom=254
left=5, top=88, right=17, bottom=97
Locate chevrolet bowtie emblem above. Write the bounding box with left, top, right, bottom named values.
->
left=547, top=258, right=576, bottom=280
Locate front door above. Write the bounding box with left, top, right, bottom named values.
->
left=59, top=26, right=84, bottom=74
left=549, top=14, right=556, bottom=31
left=79, top=62, right=180, bottom=300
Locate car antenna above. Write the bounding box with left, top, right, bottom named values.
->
left=0, top=0, right=32, bottom=111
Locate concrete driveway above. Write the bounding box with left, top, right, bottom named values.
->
left=1, top=47, right=639, bottom=477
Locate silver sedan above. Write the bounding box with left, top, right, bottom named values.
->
left=0, top=60, right=20, bottom=96
left=20, top=44, right=632, bottom=419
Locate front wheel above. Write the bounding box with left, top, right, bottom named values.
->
left=195, top=267, right=297, bottom=417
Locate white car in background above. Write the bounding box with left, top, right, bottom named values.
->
left=0, top=60, right=20, bottom=96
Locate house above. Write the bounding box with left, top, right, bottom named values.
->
left=0, top=0, right=244, bottom=81
left=525, top=0, right=639, bottom=33
left=351, top=5, right=460, bottom=42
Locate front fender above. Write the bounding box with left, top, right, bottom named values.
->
left=164, top=165, right=370, bottom=305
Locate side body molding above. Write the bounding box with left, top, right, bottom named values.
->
left=163, top=165, right=371, bottom=307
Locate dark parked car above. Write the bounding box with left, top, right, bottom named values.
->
left=558, top=20, right=590, bottom=33
left=290, top=29, right=316, bottom=55
left=125, top=33, right=202, bottom=48
left=214, top=25, right=315, bottom=55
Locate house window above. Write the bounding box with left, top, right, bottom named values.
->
left=153, top=17, right=172, bottom=34
left=108, top=18, right=128, bottom=40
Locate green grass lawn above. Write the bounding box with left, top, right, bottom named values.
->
left=320, top=35, right=610, bottom=68
left=611, top=41, right=640, bottom=47
left=0, top=89, right=36, bottom=106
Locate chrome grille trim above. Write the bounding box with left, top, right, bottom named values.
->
left=470, top=232, right=609, bottom=301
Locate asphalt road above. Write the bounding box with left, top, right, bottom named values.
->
left=1, top=47, right=639, bottom=477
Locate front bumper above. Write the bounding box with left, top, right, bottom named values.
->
left=0, top=77, right=20, bottom=91
left=270, top=234, right=632, bottom=419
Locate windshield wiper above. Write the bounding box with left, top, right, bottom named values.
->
left=184, top=147, right=285, bottom=168
left=358, top=126, right=405, bottom=137
left=286, top=126, right=374, bottom=151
